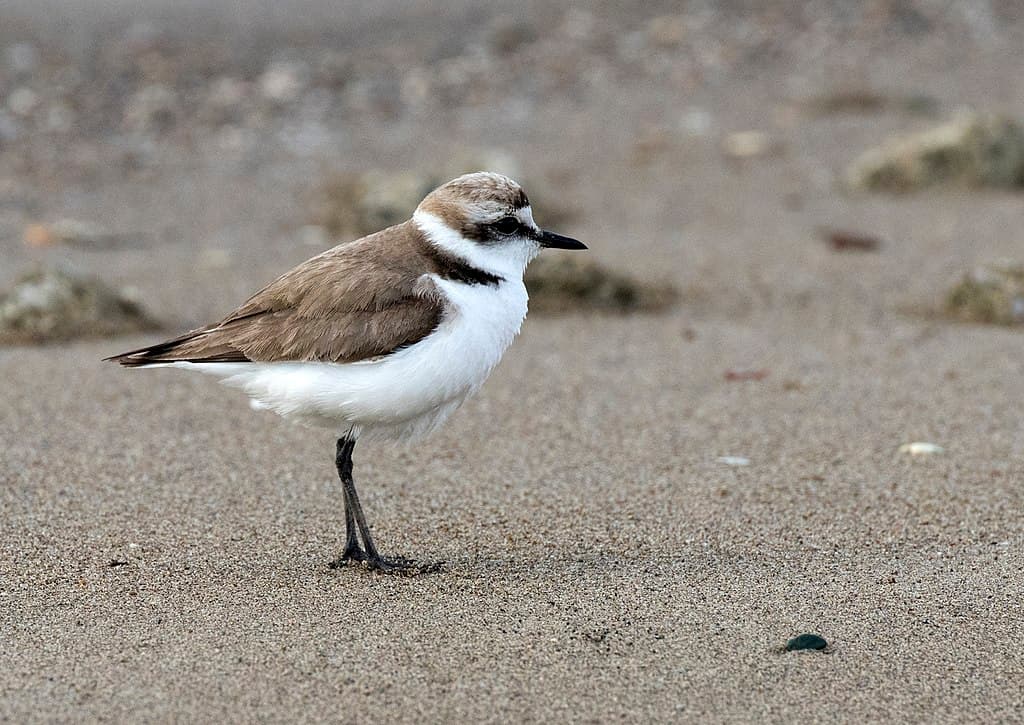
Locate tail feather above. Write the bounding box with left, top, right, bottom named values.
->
left=105, top=328, right=250, bottom=367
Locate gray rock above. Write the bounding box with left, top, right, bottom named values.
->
left=946, top=261, right=1024, bottom=325
left=525, top=255, right=678, bottom=314
left=846, top=111, right=1024, bottom=192
left=0, top=268, right=159, bottom=345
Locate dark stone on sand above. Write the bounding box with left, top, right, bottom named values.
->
left=785, top=633, right=828, bottom=652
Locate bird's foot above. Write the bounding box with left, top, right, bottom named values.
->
left=328, top=543, right=367, bottom=569
left=364, top=554, right=444, bottom=576
left=328, top=543, right=442, bottom=576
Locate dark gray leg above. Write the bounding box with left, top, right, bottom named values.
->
left=332, top=437, right=365, bottom=564
left=328, top=436, right=440, bottom=575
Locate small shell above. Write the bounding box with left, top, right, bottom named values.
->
left=717, top=456, right=751, bottom=467
left=899, top=442, right=944, bottom=456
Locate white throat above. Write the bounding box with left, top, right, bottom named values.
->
left=412, top=210, right=539, bottom=281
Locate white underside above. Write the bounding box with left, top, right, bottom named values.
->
left=169, top=272, right=530, bottom=442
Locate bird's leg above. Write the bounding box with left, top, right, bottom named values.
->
left=329, top=436, right=439, bottom=575
left=329, top=437, right=365, bottom=566
left=342, top=497, right=363, bottom=560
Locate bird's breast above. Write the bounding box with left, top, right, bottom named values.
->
left=427, top=276, right=529, bottom=394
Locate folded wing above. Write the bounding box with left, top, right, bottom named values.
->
left=107, top=225, right=446, bottom=367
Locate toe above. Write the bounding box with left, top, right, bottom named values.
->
left=367, top=556, right=443, bottom=576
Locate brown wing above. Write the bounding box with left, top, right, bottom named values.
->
left=108, top=223, right=446, bottom=367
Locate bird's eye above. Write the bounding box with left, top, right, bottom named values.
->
left=492, top=217, right=520, bottom=235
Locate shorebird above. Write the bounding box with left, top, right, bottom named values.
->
left=108, top=172, right=586, bottom=573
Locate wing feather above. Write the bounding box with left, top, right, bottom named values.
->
left=107, top=223, right=446, bottom=367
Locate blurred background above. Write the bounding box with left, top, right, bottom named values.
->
left=3, top=0, right=1023, bottom=337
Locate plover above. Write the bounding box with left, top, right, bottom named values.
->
left=108, top=172, right=586, bottom=573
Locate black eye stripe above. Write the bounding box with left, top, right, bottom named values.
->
left=491, top=216, right=520, bottom=235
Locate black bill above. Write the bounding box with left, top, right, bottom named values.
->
left=538, top=230, right=587, bottom=250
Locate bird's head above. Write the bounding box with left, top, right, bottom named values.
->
left=413, top=171, right=585, bottom=277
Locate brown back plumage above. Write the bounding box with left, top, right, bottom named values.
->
left=108, top=221, right=459, bottom=367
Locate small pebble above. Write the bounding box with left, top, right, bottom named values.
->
left=717, top=456, right=751, bottom=467
left=721, top=130, right=776, bottom=159
left=259, top=61, right=308, bottom=104
left=646, top=15, right=687, bottom=47
left=680, top=107, right=712, bottom=137
left=23, top=223, right=55, bottom=248
left=785, top=633, right=827, bottom=651
left=724, top=368, right=769, bottom=382
left=821, top=228, right=882, bottom=252
left=6, top=42, right=39, bottom=76
left=899, top=442, right=944, bottom=456
left=7, top=87, right=39, bottom=117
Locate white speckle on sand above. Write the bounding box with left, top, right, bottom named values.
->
left=899, top=442, right=944, bottom=456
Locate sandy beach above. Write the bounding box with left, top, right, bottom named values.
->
left=2, top=2, right=1023, bottom=722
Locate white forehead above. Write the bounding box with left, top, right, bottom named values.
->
left=516, top=205, right=538, bottom=230
left=463, top=202, right=537, bottom=230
